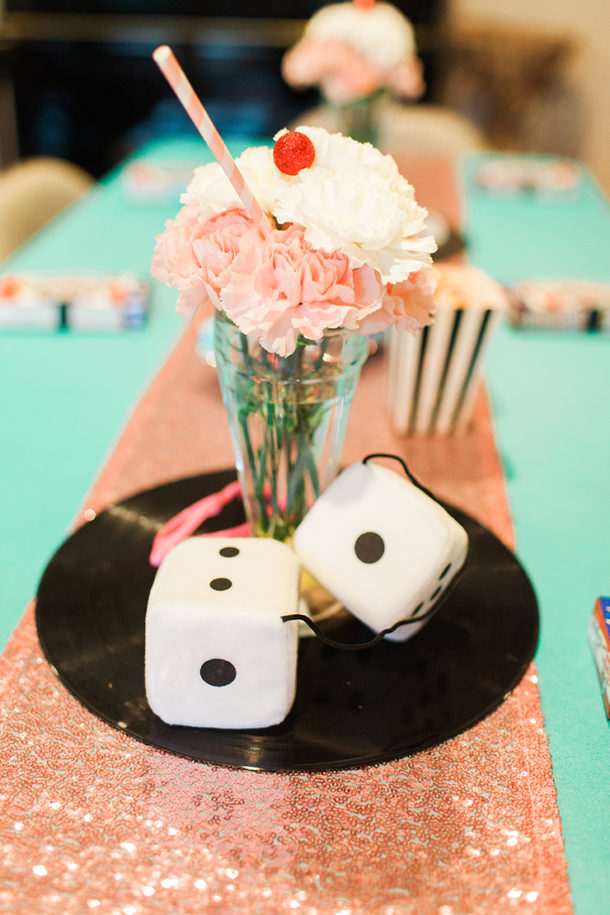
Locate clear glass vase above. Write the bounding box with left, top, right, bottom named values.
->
left=214, top=309, right=368, bottom=543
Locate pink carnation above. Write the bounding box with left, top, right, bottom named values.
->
left=358, top=267, right=436, bottom=334
left=283, top=36, right=424, bottom=104
left=387, top=57, right=425, bottom=100
left=220, top=226, right=382, bottom=357
left=192, top=209, right=254, bottom=302
left=283, top=38, right=382, bottom=104
left=321, top=46, right=383, bottom=104
left=152, top=205, right=253, bottom=315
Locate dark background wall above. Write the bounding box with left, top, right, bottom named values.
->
left=3, top=2, right=446, bottom=177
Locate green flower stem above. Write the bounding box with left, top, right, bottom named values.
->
left=238, top=407, right=267, bottom=524
left=239, top=334, right=254, bottom=374
left=305, top=444, right=320, bottom=501
left=285, top=443, right=306, bottom=526
left=267, top=401, right=281, bottom=518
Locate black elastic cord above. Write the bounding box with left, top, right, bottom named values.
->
left=362, top=452, right=435, bottom=499
left=281, top=604, right=439, bottom=650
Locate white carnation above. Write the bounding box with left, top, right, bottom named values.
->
left=305, top=1, right=417, bottom=70
left=182, top=147, right=290, bottom=223
left=181, top=162, right=238, bottom=219
left=182, top=126, right=436, bottom=282
left=236, top=146, right=285, bottom=215
left=271, top=126, right=435, bottom=282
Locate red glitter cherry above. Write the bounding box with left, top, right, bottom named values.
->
left=273, top=131, right=315, bottom=176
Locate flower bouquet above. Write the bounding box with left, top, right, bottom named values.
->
left=282, top=1, right=425, bottom=144
left=151, top=59, right=436, bottom=543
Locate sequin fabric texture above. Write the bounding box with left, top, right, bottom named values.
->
left=0, top=163, right=572, bottom=913
left=1, top=614, right=569, bottom=915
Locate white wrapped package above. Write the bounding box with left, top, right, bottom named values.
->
left=294, top=460, right=468, bottom=641
left=145, top=537, right=299, bottom=729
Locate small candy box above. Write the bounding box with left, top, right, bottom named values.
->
left=0, top=275, right=59, bottom=330
left=475, top=157, right=580, bottom=197
left=122, top=160, right=199, bottom=203
left=506, top=280, right=610, bottom=331
left=69, top=275, right=148, bottom=331
left=0, top=274, right=149, bottom=332
left=386, top=264, right=506, bottom=436
left=588, top=596, right=610, bottom=718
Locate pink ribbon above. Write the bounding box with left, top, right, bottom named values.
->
left=149, top=479, right=250, bottom=567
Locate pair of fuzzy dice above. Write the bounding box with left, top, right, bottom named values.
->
left=145, top=459, right=468, bottom=729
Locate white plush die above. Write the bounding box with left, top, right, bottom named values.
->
left=293, top=461, right=468, bottom=641
left=145, top=537, right=299, bottom=729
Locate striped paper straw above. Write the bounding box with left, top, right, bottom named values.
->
left=153, top=45, right=272, bottom=235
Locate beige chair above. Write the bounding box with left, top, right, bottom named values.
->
left=376, top=101, right=487, bottom=157
left=0, top=157, right=94, bottom=264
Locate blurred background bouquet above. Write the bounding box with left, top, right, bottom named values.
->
left=282, top=1, right=425, bottom=144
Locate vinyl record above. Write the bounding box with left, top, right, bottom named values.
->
left=36, top=471, right=538, bottom=772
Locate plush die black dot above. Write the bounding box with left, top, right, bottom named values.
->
left=219, top=546, right=239, bottom=557
left=354, top=531, right=385, bottom=564
left=210, top=577, right=232, bottom=591
left=200, top=658, right=236, bottom=687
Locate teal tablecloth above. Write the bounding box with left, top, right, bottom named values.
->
left=1, top=141, right=608, bottom=913
left=463, top=154, right=610, bottom=915
left=0, top=137, right=223, bottom=648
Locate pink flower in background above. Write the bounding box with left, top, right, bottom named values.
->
left=152, top=205, right=253, bottom=314
left=221, top=226, right=382, bottom=357
left=386, top=57, right=425, bottom=99
left=281, top=2, right=425, bottom=104
left=358, top=267, right=436, bottom=334
left=320, top=47, right=384, bottom=104
left=283, top=39, right=382, bottom=105
left=283, top=39, right=425, bottom=105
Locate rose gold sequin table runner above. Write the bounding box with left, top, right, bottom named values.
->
left=0, top=162, right=572, bottom=914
